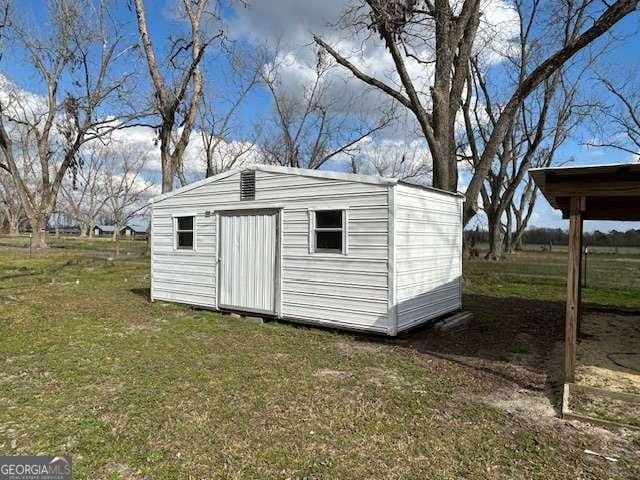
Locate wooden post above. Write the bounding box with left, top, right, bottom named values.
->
left=577, top=215, right=584, bottom=337
left=565, top=196, right=584, bottom=383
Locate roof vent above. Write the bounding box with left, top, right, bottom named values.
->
left=240, top=170, right=255, bottom=201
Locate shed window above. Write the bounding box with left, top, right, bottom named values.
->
left=314, top=210, right=344, bottom=253
left=176, top=216, right=194, bottom=250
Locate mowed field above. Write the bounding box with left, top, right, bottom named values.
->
left=467, top=244, right=640, bottom=308
left=0, top=235, right=639, bottom=479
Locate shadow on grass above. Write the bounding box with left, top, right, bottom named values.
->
left=0, top=258, right=86, bottom=284
left=396, top=295, right=636, bottom=415
left=267, top=292, right=567, bottom=408
left=130, top=288, right=151, bottom=301
left=338, top=293, right=568, bottom=415
left=412, top=294, right=567, bottom=413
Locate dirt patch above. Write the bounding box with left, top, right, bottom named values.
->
left=484, top=387, right=557, bottom=420
left=100, top=411, right=130, bottom=434
left=99, top=462, right=149, bottom=480
left=174, top=309, right=198, bottom=319
left=570, top=390, right=640, bottom=429
left=485, top=386, right=640, bottom=469
left=104, top=323, right=159, bottom=337
left=125, top=323, right=160, bottom=335
left=363, top=367, right=403, bottom=387
left=79, top=381, right=124, bottom=396
left=3, top=354, right=34, bottom=365
left=334, top=341, right=381, bottom=355
left=272, top=352, right=291, bottom=360
left=576, top=313, right=640, bottom=394
left=313, top=368, right=351, bottom=380
left=0, top=295, right=20, bottom=305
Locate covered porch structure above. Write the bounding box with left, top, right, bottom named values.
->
left=530, top=162, right=640, bottom=428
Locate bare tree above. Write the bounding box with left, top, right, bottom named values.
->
left=587, top=76, right=640, bottom=158
left=0, top=0, right=137, bottom=248
left=314, top=0, right=639, bottom=224
left=509, top=176, right=538, bottom=251
left=260, top=48, right=395, bottom=170
left=199, top=47, right=262, bottom=177
left=103, top=149, right=152, bottom=241
left=502, top=108, right=576, bottom=254
left=60, top=146, right=109, bottom=237
left=462, top=0, right=602, bottom=259
left=0, top=170, right=25, bottom=234
left=350, top=138, right=432, bottom=182
left=0, top=0, right=8, bottom=54
left=506, top=78, right=584, bottom=253
left=133, top=0, right=222, bottom=192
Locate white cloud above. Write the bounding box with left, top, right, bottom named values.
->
left=107, top=125, right=261, bottom=185
left=232, top=0, right=519, bottom=111
left=0, top=74, right=49, bottom=121
left=343, top=134, right=432, bottom=182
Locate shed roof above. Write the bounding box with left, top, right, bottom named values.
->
left=151, top=164, right=465, bottom=204
left=530, top=162, right=640, bottom=221
left=120, top=225, right=143, bottom=232
left=95, top=225, right=115, bottom=232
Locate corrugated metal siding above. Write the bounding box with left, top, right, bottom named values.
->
left=218, top=211, right=277, bottom=313
left=150, top=211, right=217, bottom=309
left=151, top=170, right=392, bottom=333
left=394, top=184, right=463, bottom=331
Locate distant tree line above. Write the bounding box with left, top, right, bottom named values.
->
left=465, top=228, right=640, bottom=248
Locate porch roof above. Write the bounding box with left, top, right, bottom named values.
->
left=530, top=163, right=640, bottom=221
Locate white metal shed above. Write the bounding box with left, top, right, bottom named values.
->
left=149, top=165, right=464, bottom=335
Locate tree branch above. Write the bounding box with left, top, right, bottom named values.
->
left=313, top=35, right=412, bottom=110
left=464, top=0, right=640, bottom=223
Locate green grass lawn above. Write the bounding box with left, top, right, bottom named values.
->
left=0, top=237, right=638, bottom=479
left=465, top=249, right=640, bottom=308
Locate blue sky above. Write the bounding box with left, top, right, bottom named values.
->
left=6, top=0, right=640, bottom=233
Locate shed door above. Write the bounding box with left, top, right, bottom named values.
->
left=218, top=211, right=278, bottom=314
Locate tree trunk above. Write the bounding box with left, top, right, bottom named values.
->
left=514, top=231, right=524, bottom=251
left=114, top=225, right=121, bottom=256
left=205, top=149, right=214, bottom=178
left=30, top=216, right=49, bottom=249
left=7, top=214, right=19, bottom=235
left=485, top=213, right=504, bottom=261
left=504, top=208, right=513, bottom=254
left=161, top=147, right=174, bottom=193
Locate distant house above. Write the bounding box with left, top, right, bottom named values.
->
left=93, top=225, right=115, bottom=236
left=120, top=225, right=146, bottom=237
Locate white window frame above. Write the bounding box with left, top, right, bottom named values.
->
left=308, top=208, right=348, bottom=255
left=173, top=214, right=197, bottom=252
